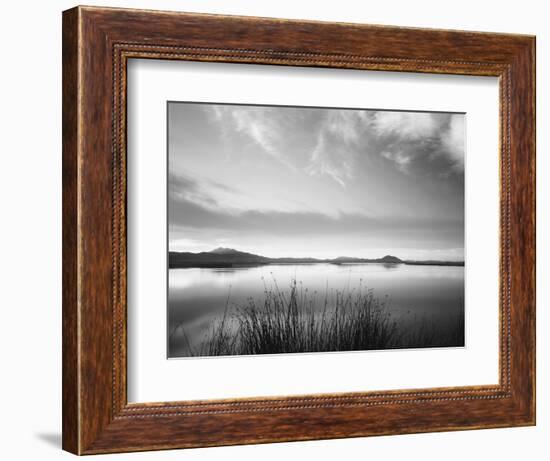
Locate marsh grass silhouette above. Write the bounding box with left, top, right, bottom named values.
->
left=172, top=277, right=464, bottom=357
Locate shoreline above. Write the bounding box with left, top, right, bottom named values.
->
left=169, top=260, right=465, bottom=269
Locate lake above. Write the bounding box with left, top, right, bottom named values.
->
left=168, top=263, right=464, bottom=357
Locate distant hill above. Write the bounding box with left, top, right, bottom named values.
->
left=403, top=259, right=465, bottom=267
left=379, top=255, right=402, bottom=263
left=169, top=248, right=464, bottom=269
left=209, top=247, right=242, bottom=255
left=169, top=249, right=270, bottom=268
left=331, top=255, right=402, bottom=264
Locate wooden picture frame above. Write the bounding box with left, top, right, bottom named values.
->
left=62, top=5, right=535, bottom=455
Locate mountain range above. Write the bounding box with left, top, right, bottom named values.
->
left=168, top=248, right=464, bottom=268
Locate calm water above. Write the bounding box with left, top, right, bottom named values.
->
left=168, top=263, right=464, bottom=357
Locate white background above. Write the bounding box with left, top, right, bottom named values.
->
left=0, top=0, right=546, bottom=460
left=128, top=60, right=499, bottom=402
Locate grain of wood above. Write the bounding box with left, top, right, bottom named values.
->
left=62, top=6, right=535, bottom=455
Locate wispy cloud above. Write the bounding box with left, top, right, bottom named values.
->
left=374, top=111, right=439, bottom=140
left=306, top=111, right=368, bottom=186
left=170, top=192, right=462, bottom=236
left=306, top=110, right=465, bottom=184
left=380, top=150, right=412, bottom=173
left=208, top=106, right=370, bottom=187
left=373, top=112, right=464, bottom=175
left=205, top=105, right=464, bottom=185
left=441, top=115, right=465, bottom=171
left=169, top=172, right=244, bottom=214
left=208, top=105, right=297, bottom=170
left=324, top=111, right=365, bottom=144
left=306, top=133, right=354, bottom=187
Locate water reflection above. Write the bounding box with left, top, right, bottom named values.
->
left=168, top=263, right=464, bottom=357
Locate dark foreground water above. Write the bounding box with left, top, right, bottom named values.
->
left=167, top=264, right=464, bottom=357
left=168, top=263, right=464, bottom=358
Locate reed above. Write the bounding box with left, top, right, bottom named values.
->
left=187, top=278, right=400, bottom=356
left=175, top=278, right=465, bottom=357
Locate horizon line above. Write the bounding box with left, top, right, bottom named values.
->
left=168, top=247, right=465, bottom=263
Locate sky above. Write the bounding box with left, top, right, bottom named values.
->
left=168, top=102, right=465, bottom=261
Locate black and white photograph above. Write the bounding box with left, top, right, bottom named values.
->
left=167, top=102, right=465, bottom=358
left=2, top=0, right=542, bottom=458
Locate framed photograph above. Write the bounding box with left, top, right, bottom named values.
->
left=62, top=6, right=535, bottom=455
left=166, top=101, right=466, bottom=360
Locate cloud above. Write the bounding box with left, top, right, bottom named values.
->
left=374, top=111, right=439, bottom=139
left=208, top=105, right=296, bottom=170
left=168, top=171, right=243, bottom=214
left=169, top=188, right=463, bottom=239
left=380, top=150, right=412, bottom=173
left=306, top=111, right=369, bottom=186
left=441, top=115, right=465, bottom=170
left=204, top=103, right=464, bottom=183
left=208, top=105, right=370, bottom=187
left=306, top=110, right=465, bottom=183
left=306, top=133, right=354, bottom=187
left=374, top=112, right=464, bottom=175
left=168, top=103, right=464, bottom=259
left=324, top=111, right=365, bottom=144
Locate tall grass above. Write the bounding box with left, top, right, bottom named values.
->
left=174, top=278, right=464, bottom=357
left=181, top=278, right=402, bottom=356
